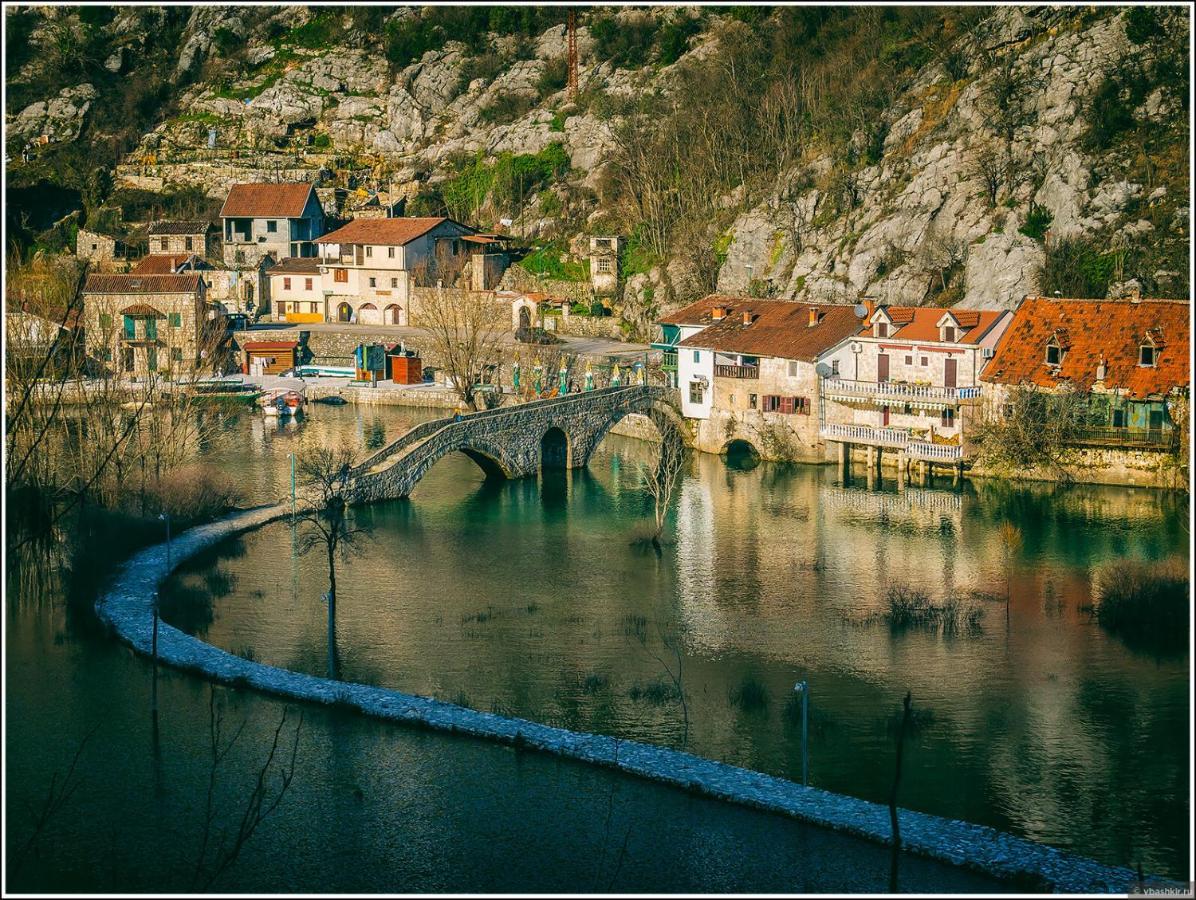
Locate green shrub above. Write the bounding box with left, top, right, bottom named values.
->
left=591, top=12, right=659, bottom=67
left=729, top=676, right=770, bottom=713
left=289, top=11, right=340, bottom=50
left=1125, top=7, right=1164, bottom=45
left=549, top=110, right=567, bottom=132
left=657, top=15, right=703, bottom=65
left=212, top=27, right=241, bottom=56
left=312, top=132, right=331, bottom=149
left=590, top=301, right=609, bottom=317
left=570, top=302, right=590, bottom=316
left=1018, top=203, right=1053, bottom=242
left=517, top=242, right=588, bottom=281
left=1039, top=237, right=1119, bottom=298
left=536, top=56, right=568, bottom=98
left=1096, top=560, right=1188, bottom=654
left=477, top=92, right=535, bottom=125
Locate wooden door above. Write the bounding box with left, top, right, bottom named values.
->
left=877, top=353, right=890, bottom=382
left=882, top=405, right=890, bottom=426
left=944, top=357, right=957, bottom=388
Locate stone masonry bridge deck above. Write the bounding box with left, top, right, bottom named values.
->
left=347, top=385, right=687, bottom=503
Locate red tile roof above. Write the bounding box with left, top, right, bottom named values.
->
left=84, top=274, right=203, bottom=294
left=866, top=305, right=1005, bottom=344
left=315, top=217, right=456, bottom=246
left=131, top=254, right=194, bottom=275
left=982, top=296, right=1190, bottom=399
left=659, top=294, right=754, bottom=326
left=219, top=183, right=318, bottom=218
left=674, top=298, right=864, bottom=361
left=147, top=220, right=214, bottom=235
left=269, top=257, right=322, bottom=275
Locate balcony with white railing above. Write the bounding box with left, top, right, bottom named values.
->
left=819, top=423, right=966, bottom=461
left=821, top=378, right=981, bottom=406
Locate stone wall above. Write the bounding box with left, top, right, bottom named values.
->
left=970, top=445, right=1185, bottom=489
left=550, top=312, right=624, bottom=340
left=498, top=264, right=593, bottom=304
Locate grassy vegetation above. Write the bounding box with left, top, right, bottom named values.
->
left=1018, top=203, right=1053, bottom=242
left=884, top=585, right=983, bottom=636
left=1039, top=237, right=1120, bottom=298
left=728, top=675, right=770, bottom=713
left=441, top=143, right=570, bottom=225
left=517, top=241, right=588, bottom=281
left=1096, top=560, right=1189, bottom=655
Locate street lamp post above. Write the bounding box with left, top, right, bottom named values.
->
left=793, top=680, right=809, bottom=786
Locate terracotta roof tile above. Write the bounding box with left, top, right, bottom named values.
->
left=131, top=254, right=194, bottom=275
left=659, top=295, right=756, bottom=326
left=269, top=257, right=323, bottom=275
left=219, top=183, right=318, bottom=218
left=982, top=296, right=1190, bottom=399
left=674, top=298, right=864, bottom=361
left=147, top=220, right=214, bottom=235
left=869, top=306, right=1005, bottom=343
left=84, top=274, right=203, bottom=294
left=315, top=217, right=458, bottom=246
left=120, top=303, right=165, bottom=316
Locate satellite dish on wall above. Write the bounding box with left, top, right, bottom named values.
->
left=815, top=362, right=833, bottom=378
left=853, top=303, right=869, bottom=319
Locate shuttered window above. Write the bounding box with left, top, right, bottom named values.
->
left=763, top=395, right=810, bottom=414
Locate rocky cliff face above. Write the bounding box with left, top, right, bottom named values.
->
left=6, top=5, right=1189, bottom=320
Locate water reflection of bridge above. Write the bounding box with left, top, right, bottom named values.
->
left=822, top=485, right=964, bottom=515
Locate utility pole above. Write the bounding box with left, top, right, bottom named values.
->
left=567, top=11, right=579, bottom=102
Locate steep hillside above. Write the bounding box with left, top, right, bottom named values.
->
left=5, top=5, right=1189, bottom=336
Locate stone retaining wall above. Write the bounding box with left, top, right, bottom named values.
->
left=94, top=504, right=1155, bottom=894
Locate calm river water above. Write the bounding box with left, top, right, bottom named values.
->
left=154, top=403, right=1190, bottom=880
left=7, top=403, right=1187, bottom=889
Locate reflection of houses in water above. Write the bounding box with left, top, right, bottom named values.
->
left=673, top=474, right=732, bottom=646
left=821, top=485, right=963, bottom=518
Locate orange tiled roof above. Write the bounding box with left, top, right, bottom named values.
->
left=220, top=183, right=318, bottom=218
left=84, top=274, right=202, bottom=294
left=674, top=298, right=864, bottom=362
left=315, top=217, right=458, bottom=246
left=131, top=254, right=194, bottom=275
left=866, top=305, right=1005, bottom=344
left=269, top=257, right=322, bottom=275
left=982, top=296, right=1190, bottom=399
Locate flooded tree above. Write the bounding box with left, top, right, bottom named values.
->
left=641, top=427, right=686, bottom=552
left=295, top=444, right=362, bottom=679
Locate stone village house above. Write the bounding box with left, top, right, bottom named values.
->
left=146, top=220, right=219, bottom=257
left=82, top=273, right=226, bottom=378
left=314, top=216, right=473, bottom=326
left=268, top=257, right=325, bottom=323
left=219, top=182, right=326, bottom=268
left=980, top=294, right=1190, bottom=448
left=661, top=297, right=865, bottom=461
left=816, top=302, right=1012, bottom=468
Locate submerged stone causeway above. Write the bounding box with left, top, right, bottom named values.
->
left=96, top=505, right=1161, bottom=894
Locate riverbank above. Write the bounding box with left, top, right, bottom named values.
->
left=96, top=501, right=1170, bottom=893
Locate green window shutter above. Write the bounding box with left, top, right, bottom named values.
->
left=169, top=312, right=182, bottom=327
left=123, top=316, right=135, bottom=339
left=146, top=348, right=158, bottom=372
left=145, top=319, right=158, bottom=340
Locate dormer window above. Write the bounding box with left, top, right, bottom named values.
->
left=942, top=326, right=956, bottom=342
left=1139, top=344, right=1157, bottom=367
left=874, top=322, right=888, bottom=338
left=1045, top=343, right=1062, bottom=366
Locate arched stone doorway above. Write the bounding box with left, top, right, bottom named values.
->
left=358, top=303, right=381, bottom=326
left=519, top=306, right=531, bottom=330
left=385, top=303, right=402, bottom=325
left=540, top=427, right=570, bottom=470
left=337, top=302, right=353, bottom=323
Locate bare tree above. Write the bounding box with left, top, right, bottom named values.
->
left=295, top=444, right=363, bottom=680
left=970, top=146, right=1011, bottom=208
left=641, top=428, right=686, bottom=552
left=972, top=384, right=1093, bottom=481
left=417, top=284, right=507, bottom=411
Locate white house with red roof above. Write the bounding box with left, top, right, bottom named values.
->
left=315, top=216, right=472, bottom=325
left=815, top=301, right=1012, bottom=468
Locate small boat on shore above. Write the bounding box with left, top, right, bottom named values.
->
left=314, top=395, right=348, bottom=406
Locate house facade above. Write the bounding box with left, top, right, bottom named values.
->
left=816, top=303, right=1011, bottom=466
left=147, top=220, right=219, bottom=258
left=980, top=295, right=1189, bottom=448
left=83, top=273, right=223, bottom=378
left=315, top=217, right=472, bottom=326
left=219, top=182, right=325, bottom=267
left=665, top=297, right=864, bottom=461
left=268, top=258, right=325, bottom=323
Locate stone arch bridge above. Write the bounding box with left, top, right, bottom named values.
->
left=346, top=386, right=686, bottom=504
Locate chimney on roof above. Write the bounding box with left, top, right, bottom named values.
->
left=1129, top=287, right=1142, bottom=303
left=742, top=311, right=755, bottom=326
left=1095, top=354, right=1107, bottom=384
left=861, top=297, right=875, bottom=319
left=711, top=305, right=726, bottom=320
left=808, top=307, right=821, bottom=328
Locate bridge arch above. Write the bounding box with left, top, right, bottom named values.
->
left=540, top=426, right=570, bottom=470
left=575, top=397, right=691, bottom=468
left=721, top=438, right=761, bottom=469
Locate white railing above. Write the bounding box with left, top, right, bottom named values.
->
left=820, top=424, right=966, bottom=461
left=819, top=423, right=912, bottom=448
left=821, top=378, right=980, bottom=403
left=907, top=440, right=964, bottom=461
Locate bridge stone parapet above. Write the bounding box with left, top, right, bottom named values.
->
left=348, top=386, right=686, bottom=503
